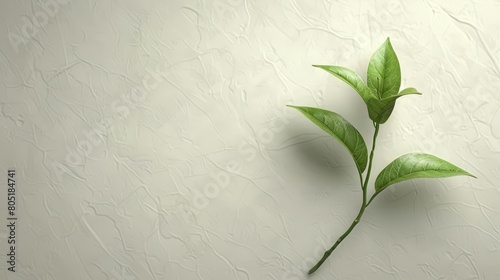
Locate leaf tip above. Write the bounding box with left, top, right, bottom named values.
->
left=383, top=37, right=395, bottom=50
left=286, top=105, right=301, bottom=111
left=467, top=172, right=477, bottom=179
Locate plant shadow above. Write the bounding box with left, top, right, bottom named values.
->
left=282, top=127, right=360, bottom=192
left=368, top=180, right=456, bottom=229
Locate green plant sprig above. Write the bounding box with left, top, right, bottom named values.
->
left=287, top=38, right=476, bottom=275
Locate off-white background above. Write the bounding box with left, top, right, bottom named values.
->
left=1, top=0, right=499, bottom=279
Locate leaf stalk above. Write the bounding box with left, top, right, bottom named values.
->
left=308, top=123, right=380, bottom=274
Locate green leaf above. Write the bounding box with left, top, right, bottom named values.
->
left=399, top=87, right=421, bottom=95
left=367, top=38, right=401, bottom=99
left=287, top=105, right=368, bottom=174
left=313, top=65, right=374, bottom=103
left=375, top=153, right=476, bottom=192
left=367, top=87, right=422, bottom=124
left=367, top=97, right=397, bottom=124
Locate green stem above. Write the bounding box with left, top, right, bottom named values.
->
left=363, top=122, right=380, bottom=192
left=307, top=201, right=366, bottom=274
left=308, top=123, right=380, bottom=275
left=366, top=190, right=382, bottom=207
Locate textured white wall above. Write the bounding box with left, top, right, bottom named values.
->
left=1, top=0, right=499, bottom=279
